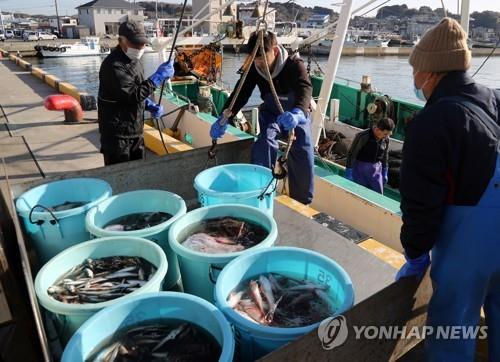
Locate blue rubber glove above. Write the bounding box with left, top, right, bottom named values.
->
left=149, top=60, right=174, bottom=87
left=277, top=107, right=307, bottom=131
left=210, top=115, right=228, bottom=139
left=396, top=253, right=430, bottom=281
left=144, top=98, right=164, bottom=119
left=345, top=168, right=353, bottom=181
left=383, top=167, right=388, bottom=184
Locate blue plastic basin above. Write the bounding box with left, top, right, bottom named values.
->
left=62, top=292, right=235, bottom=362
left=85, top=189, right=186, bottom=289
left=194, top=164, right=276, bottom=213
left=169, top=204, right=277, bottom=302
left=34, top=236, right=168, bottom=343
left=15, top=178, right=112, bottom=264
left=214, top=246, right=355, bottom=361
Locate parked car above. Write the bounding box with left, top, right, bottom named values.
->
left=23, top=31, right=57, bottom=41
left=23, top=31, right=37, bottom=41
left=0, top=31, right=5, bottom=42
left=5, top=30, right=14, bottom=39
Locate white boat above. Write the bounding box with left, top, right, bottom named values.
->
left=36, top=37, right=110, bottom=58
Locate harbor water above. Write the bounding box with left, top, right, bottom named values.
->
left=29, top=51, right=500, bottom=106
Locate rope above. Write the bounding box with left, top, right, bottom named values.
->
left=207, top=25, right=264, bottom=161
left=472, top=38, right=500, bottom=78
left=258, top=30, right=295, bottom=180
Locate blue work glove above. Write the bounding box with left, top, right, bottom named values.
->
left=396, top=253, right=430, bottom=281
left=144, top=98, right=164, bottom=119
left=383, top=167, right=388, bottom=184
left=345, top=168, right=353, bottom=181
left=277, top=107, right=307, bottom=131
left=210, top=115, right=228, bottom=139
left=149, top=60, right=174, bottom=87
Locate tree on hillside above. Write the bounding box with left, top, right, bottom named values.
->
left=376, top=4, right=408, bottom=18
left=471, top=11, right=499, bottom=29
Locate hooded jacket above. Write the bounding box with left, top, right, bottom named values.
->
left=223, top=46, right=312, bottom=118
left=400, top=71, right=500, bottom=258
left=98, top=47, right=156, bottom=138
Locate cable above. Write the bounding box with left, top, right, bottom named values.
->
left=472, top=39, right=500, bottom=78
left=359, top=0, right=391, bottom=18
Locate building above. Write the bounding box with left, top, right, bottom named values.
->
left=48, top=16, right=78, bottom=32
left=305, top=14, right=330, bottom=28
left=404, top=20, right=435, bottom=39
left=76, top=0, right=145, bottom=36
left=237, top=5, right=275, bottom=30
left=192, top=0, right=237, bottom=35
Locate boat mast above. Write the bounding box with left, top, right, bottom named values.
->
left=54, top=0, right=61, bottom=35
left=460, top=0, right=470, bottom=37
left=310, top=0, right=354, bottom=148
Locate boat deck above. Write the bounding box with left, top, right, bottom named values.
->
left=0, top=55, right=401, bottom=360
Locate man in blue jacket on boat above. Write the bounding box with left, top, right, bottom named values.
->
left=209, top=31, right=315, bottom=205
left=396, top=18, right=500, bottom=361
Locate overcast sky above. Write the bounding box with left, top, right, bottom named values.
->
left=0, top=0, right=498, bottom=17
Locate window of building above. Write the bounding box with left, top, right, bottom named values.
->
left=134, top=10, right=139, bottom=15
left=121, top=9, right=125, bottom=14
left=108, top=9, right=112, bottom=14
left=86, top=9, right=89, bottom=14
left=96, top=8, right=100, bottom=14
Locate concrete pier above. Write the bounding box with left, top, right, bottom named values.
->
left=0, top=58, right=103, bottom=184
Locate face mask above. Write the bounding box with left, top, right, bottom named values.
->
left=413, top=73, right=430, bottom=102
left=125, top=47, right=144, bottom=60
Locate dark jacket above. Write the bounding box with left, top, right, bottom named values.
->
left=400, top=71, right=500, bottom=259
left=223, top=55, right=312, bottom=118
left=98, top=47, right=155, bottom=138
left=346, top=128, right=389, bottom=169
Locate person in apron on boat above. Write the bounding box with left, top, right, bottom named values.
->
left=98, top=20, right=174, bottom=166
left=209, top=31, right=315, bottom=205
left=396, top=18, right=500, bottom=361
left=345, top=118, right=394, bottom=194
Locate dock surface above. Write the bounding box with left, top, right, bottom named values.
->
left=0, top=58, right=103, bottom=184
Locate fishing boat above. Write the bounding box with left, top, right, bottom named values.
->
left=35, top=37, right=110, bottom=58
left=0, top=0, right=491, bottom=360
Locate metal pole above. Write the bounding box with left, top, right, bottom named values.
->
left=310, top=0, right=354, bottom=148
left=460, top=0, right=470, bottom=38
left=0, top=8, right=5, bottom=34
left=152, top=0, right=237, bottom=51
left=54, top=0, right=61, bottom=34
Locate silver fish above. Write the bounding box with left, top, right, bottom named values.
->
left=152, top=323, right=189, bottom=352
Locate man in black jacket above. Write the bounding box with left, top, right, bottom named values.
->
left=98, top=20, right=174, bottom=165
left=209, top=31, right=314, bottom=204
left=397, top=18, right=500, bottom=360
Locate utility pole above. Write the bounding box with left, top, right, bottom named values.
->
left=54, top=0, right=61, bottom=35
left=0, top=8, right=5, bottom=34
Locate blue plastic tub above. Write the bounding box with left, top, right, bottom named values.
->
left=85, top=190, right=186, bottom=289
left=194, top=163, right=277, bottom=214
left=169, top=204, right=277, bottom=302
left=61, top=292, right=234, bottom=362
left=34, top=236, right=168, bottom=343
left=214, top=246, right=355, bottom=361
left=15, top=178, right=112, bottom=264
